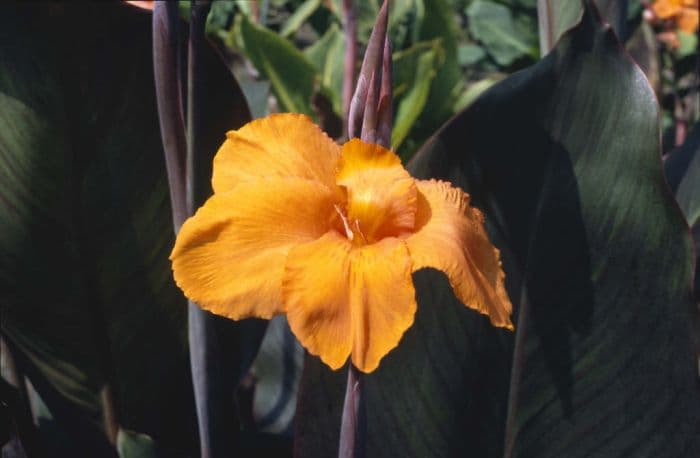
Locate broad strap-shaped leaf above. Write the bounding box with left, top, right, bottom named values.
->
left=537, top=0, right=584, bottom=55
left=538, top=0, right=628, bottom=55
left=304, top=23, right=346, bottom=116
left=418, top=0, right=463, bottom=129
left=626, top=21, right=661, bottom=94
left=0, top=5, right=194, bottom=452
left=390, top=0, right=467, bottom=158
left=665, top=123, right=700, bottom=301
left=0, top=3, right=257, bottom=454
left=235, top=14, right=317, bottom=116
left=296, top=5, right=700, bottom=458
left=391, top=41, right=441, bottom=152
left=592, top=0, right=629, bottom=40
left=412, top=6, right=700, bottom=457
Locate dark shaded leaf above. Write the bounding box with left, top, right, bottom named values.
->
left=626, top=21, right=660, bottom=93
left=296, top=5, right=700, bottom=458
left=0, top=3, right=257, bottom=454
left=413, top=7, right=700, bottom=457
left=0, top=353, right=38, bottom=458
left=4, top=338, right=117, bottom=457
left=0, top=5, right=193, bottom=450
left=538, top=0, right=628, bottom=56
left=665, top=123, right=700, bottom=300
left=453, top=76, right=503, bottom=113
left=537, top=0, right=584, bottom=55
left=250, top=316, right=304, bottom=436
left=116, top=429, right=156, bottom=458
left=592, top=0, right=629, bottom=41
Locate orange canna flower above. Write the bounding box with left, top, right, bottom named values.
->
left=651, top=0, right=699, bottom=33
left=170, top=114, right=513, bottom=373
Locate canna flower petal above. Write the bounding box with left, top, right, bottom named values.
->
left=283, top=232, right=416, bottom=373
left=171, top=178, right=337, bottom=319
left=282, top=232, right=353, bottom=370
left=212, top=113, right=342, bottom=194
left=406, top=180, right=513, bottom=330
left=652, top=0, right=683, bottom=18
left=678, top=6, right=699, bottom=33
left=336, top=139, right=417, bottom=243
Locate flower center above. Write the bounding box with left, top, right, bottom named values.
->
left=334, top=139, right=419, bottom=245
left=334, top=204, right=368, bottom=244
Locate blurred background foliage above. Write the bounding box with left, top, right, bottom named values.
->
left=183, top=0, right=698, bottom=159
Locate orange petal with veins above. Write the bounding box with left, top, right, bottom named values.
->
left=406, top=180, right=513, bottom=330
left=284, top=232, right=416, bottom=372
left=171, top=178, right=336, bottom=319
left=212, top=113, right=342, bottom=195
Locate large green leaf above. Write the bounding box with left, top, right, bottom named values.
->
left=304, top=23, right=345, bottom=116
left=391, top=42, right=440, bottom=151
left=537, top=0, right=627, bottom=55
left=0, top=5, right=191, bottom=452
left=537, top=0, right=584, bottom=55
left=295, top=6, right=699, bottom=457
left=592, top=0, right=629, bottom=41
left=418, top=0, right=462, bottom=115
left=383, top=0, right=463, bottom=159
left=0, top=3, right=255, bottom=455
left=626, top=21, right=660, bottom=93
left=236, top=14, right=317, bottom=115
left=665, top=124, right=700, bottom=300
left=415, top=6, right=700, bottom=457
left=467, top=0, right=537, bottom=66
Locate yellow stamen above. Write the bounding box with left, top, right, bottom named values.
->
left=334, top=204, right=354, bottom=241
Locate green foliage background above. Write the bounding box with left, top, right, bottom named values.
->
left=199, top=0, right=698, bottom=159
